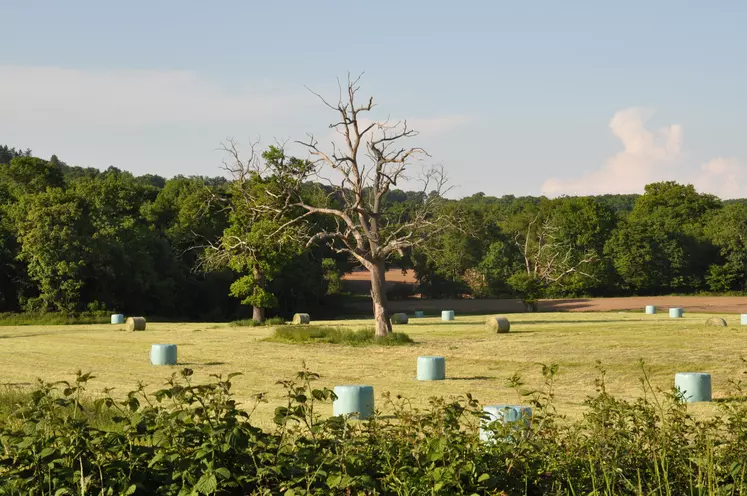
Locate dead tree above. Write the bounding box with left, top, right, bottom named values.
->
left=514, top=213, right=597, bottom=292
left=292, top=75, right=451, bottom=337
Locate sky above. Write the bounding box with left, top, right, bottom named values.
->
left=1, top=1, right=746, bottom=198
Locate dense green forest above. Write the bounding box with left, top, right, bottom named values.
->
left=2, top=143, right=747, bottom=321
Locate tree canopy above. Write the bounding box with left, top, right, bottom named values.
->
left=1, top=143, right=746, bottom=320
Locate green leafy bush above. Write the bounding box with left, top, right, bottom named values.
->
left=268, top=325, right=414, bottom=346
left=0, top=362, right=746, bottom=494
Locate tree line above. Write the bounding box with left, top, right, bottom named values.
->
left=3, top=80, right=747, bottom=325
left=0, top=145, right=348, bottom=321
left=3, top=142, right=747, bottom=321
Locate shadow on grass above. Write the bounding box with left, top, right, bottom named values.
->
left=447, top=376, right=494, bottom=381
left=180, top=361, right=227, bottom=366
left=0, top=328, right=92, bottom=339
left=403, top=322, right=484, bottom=327
left=714, top=395, right=747, bottom=404
left=517, top=319, right=636, bottom=325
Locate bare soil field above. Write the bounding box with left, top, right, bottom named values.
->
left=342, top=270, right=747, bottom=315
left=342, top=268, right=416, bottom=283
left=344, top=295, right=747, bottom=315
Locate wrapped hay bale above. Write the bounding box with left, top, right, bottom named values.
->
left=486, top=316, right=510, bottom=333
left=705, top=317, right=727, bottom=327
left=390, top=313, right=409, bottom=325
left=669, top=308, right=684, bottom=318
left=293, top=313, right=310, bottom=325
left=126, top=317, right=146, bottom=332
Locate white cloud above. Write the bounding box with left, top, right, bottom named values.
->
left=541, top=107, right=684, bottom=196
left=0, top=65, right=307, bottom=129
left=541, top=107, right=746, bottom=199
left=695, top=157, right=746, bottom=199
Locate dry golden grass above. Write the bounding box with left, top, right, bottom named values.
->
left=0, top=312, right=745, bottom=427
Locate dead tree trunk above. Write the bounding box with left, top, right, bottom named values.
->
left=369, top=259, right=392, bottom=337
left=288, top=75, right=452, bottom=338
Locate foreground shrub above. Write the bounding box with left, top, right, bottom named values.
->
left=268, top=325, right=414, bottom=346
left=1, top=362, right=746, bottom=494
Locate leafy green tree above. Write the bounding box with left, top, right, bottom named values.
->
left=203, top=144, right=313, bottom=322
left=605, top=182, right=720, bottom=293
left=476, top=238, right=522, bottom=297
left=499, top=198, right=604, bottom=304
left=544, top=197, right=617, bottom=295
left=0, top=145, right=31, bottom=165
left=69, top=169, right=171, bottom=314
left=0, top=156, right=64, bottom=196
left=704, top=202, right=747, bottom=291
left=411, top=203, right=492, bottom=298
left=12, top=188, right=91, bottom=312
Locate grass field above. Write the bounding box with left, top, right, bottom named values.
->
left=1, top=311, right=745, bottom=427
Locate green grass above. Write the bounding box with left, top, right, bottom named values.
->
left=0, top=312, right=110, bottom=326
left=0, top=312, right=746, bottom=427
left=267, top=325, right=414, bottom=346
left=0, top=383, right=122, bottom=431
left=230, top=316, right=286, bottom=327
left=0, top=385, right=30, bottom=421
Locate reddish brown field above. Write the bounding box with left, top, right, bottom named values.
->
left=343, top=296, right=747, bottom=315
left=342, top=269, right=747, bottom=314
left=342, top=268, right=416, bottom=283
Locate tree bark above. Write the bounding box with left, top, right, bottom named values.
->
left=370, top=259, right=392, bottom=337
left=253, top=305, right=265, bottom=322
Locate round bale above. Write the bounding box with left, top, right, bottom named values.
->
left=126, top=317, right=146, bottom=332
left=705, top=317, right=727, bottom=327
left=390, top=313, right=409, bottom=325
left=674, top=372, right=712, bottom=403
left=293, top=313, right=311, bottom=325
left=486, top=316, right=511, bottom=333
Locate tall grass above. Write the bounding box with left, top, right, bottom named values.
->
left=230, top=316, right=286, bottom=327
left=0, top=311, right=110, bottom=326
left=268, top=325, right=414, bottom=346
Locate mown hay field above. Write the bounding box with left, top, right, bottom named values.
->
left=1, top=311, right=745, bottom=426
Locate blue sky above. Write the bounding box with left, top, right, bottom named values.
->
left=1, top=1, right=745, bottom=197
